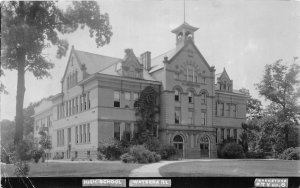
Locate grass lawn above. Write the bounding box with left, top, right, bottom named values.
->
left=1, top=161, right=143, bottom=177
left=159, top=159, right=300, bottom=177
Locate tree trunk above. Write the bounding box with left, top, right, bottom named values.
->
left=14, top=51, right=26, bottom=145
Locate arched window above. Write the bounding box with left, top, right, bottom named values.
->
left=177, top=32, right=183, bottom=40
left=174, top=89, right=180, bottom=102
left=185, top=31, right=193, bottom=39
left=173, top=135, right=184, bottom=158
left=201, top=92, right=207, bottom=104
left=188, top=91, right=193, bottom=103
left=173, top=135, right=183, bottom=142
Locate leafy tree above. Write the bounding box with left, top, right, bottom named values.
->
left=1, top=1, right=112, bottom=145
left=256, top=59, right=300, bottom=147
left=134, top=86, right=159, bottom=144
left=239, top=88, right=263, bottom=120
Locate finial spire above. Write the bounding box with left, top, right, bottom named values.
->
left=184, top=0, right=186, bottom=23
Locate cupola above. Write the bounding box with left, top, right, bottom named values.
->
left=171, top=22, right=199, bottom=47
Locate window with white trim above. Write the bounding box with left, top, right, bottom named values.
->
left=114, top=91, right=120, bottom=107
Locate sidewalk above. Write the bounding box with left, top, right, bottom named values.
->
left=129, top=160, right=179, bottom=177
left=129, top=159, right=223, bottom=177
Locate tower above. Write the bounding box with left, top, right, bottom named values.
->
left=171, top=22, right=199, bottom=47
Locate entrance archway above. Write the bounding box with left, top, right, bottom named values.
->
left=199, top=136, right=210, bottom=158
left=173, top=135, right=184, bottom=159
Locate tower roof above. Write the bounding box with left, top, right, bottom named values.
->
left=171, top=22, right=199, bottom=33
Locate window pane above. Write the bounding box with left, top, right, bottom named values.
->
left=188, top=91, right=193, bottom=103
left=125, top=92, right=130, bottom=100
left=175, top=110, right=180, bottom=124
left=114, top=91, right=120, bottom=107
left=114, top=123, right=120, bottom=140
left=175, top=90, right=180, bottom=101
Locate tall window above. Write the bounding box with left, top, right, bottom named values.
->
left=80, top=95, right=83, bottom=111
left=188, top=110, right=193, bottom=124
left=175, top=109, right=180, bottom=124
left=187, top=68, right=193, bottom=82
left=124, top=123, right=131, bottom=141
left=62, top=129, right=64, bottom=146
left=83, top=124, right=86, bottom=143
left=215, top=102, right=218, bottom=116
left=133, top=92, right=139, bottom=107
left=114, top=91, right=120, bottom=107
left=226, top=103, right=230, bottom=117
left=221, top=103, right=225, bottom=116
left=188, top=91, right=193, bottom=103
left=174, top=89, right=180, bottom=102
left=221, top=129, right=224, bottom=140
left=125, top=92, right=130, bottom=101
left=234, top=129, right=237, bottom=142
left=80, top=125, right=82, bottom=143
left=201, top=92, right=207, bottom=104
left=227, top=129, right=230, bottom=140
left=66, top=101, right=69, bottom=116
left=114, top=122, right=120, bottom=140
left=87, top=92, right=90, bottom=109
left=232, top=104, right=237, bottom=118
left=57, top=105, right=60, bottom=119
left=76, top=97, right=78, bottom=113
left=83, top=94, right=87, bottom=110
left=69, top=100, right=72, bottom=115
left=201, top=112, right=206, bottom=125
left=87, top=123, right=90, bottom=142
left=75, top=126, right=78, bottom=144
left=57, top=130, right=59, bottom=146
left=72, top=99, right=74, bottom=115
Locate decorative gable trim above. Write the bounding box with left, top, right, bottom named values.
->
left=61, top=46, right=82, bottom=82
left=167, top=40, right=214, bottom=72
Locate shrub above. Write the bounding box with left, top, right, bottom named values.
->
left=159, top=145, right=177, bottom=160
left=98, top=139, right=129, bottom=160
left=120, top=153, right=136, bottom=163
left=279, top=147, right=300, bottom=160
left=53, top=153, right=63, bottom=160
left=31, top=148, right=43, bottom=163
left=97, top=151, right=106, bottom=161
left=220, top=143, right=245, bottom=159
left=144, top=138, right=161, bottom=152
left=154, top=153, right=161, bottom=162
left=130, top=145, right=150, bottom=163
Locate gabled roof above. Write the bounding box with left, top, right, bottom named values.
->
left=149, top=40, right=212, bottom=73
left=74, top=50, right=122, bottom=75
left=217, top=68, right=231, bottom=81
left=98, top=60, right=157, bottom=81
left=171, top=22, right=199, bottom=33
left=61, top=46, right=121, bottom=82
left=149, top=45, right=184, bottom=73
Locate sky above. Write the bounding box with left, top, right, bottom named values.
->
left=1, top=0, right=300, bottom=121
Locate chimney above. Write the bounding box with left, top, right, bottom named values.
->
left=140, top=51, right=151, bottom=71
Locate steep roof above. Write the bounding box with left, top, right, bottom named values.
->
left=98, top=61, right=157, bottom=81
left=149, top=45, right=185, bottom=73
left=74, top=50, right=122, bottom=74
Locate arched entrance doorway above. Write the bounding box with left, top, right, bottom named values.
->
left=199, top=136, right=210, bottom=158
left=173, top=135, right=184, bottom=159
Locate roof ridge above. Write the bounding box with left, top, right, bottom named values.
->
left=75, top=49, right=122, bottom=60
left=152, top=47, right=177, bottom=60
left=98, top=61, right=120, bottom=72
